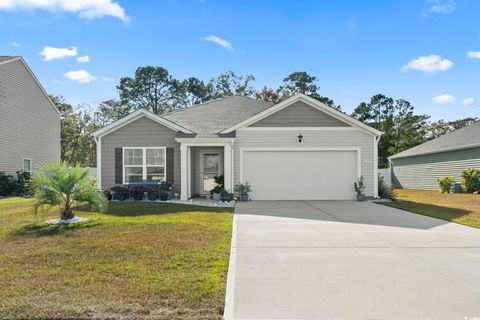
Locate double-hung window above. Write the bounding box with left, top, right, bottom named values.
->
left=22, top=158, right=32, bottom=173
left=123, top=147, right=166, bottom=184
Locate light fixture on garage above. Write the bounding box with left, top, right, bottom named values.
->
left=298, top=134, right=303, bottom=143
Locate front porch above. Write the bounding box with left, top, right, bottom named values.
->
left=176, top=138, right=234, bottom=201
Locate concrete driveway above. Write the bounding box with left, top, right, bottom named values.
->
left=224, top=201, right=480, bottom=320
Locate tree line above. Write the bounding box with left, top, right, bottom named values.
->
left=52, top=66, right=478, bottom=168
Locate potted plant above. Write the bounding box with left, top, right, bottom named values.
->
left=210, top=175, right=224, bottom=200
left=111, top=185, right=129, bottom=201
left=235, top=182, right=252, bottom=202
left=131, top=185, right=146, bottom=201
left=159, top=191, right=168, bottom=201
left=354, top=176, right=366, bottom=201
left=147, top=188, right=159, bottom=201
left=220, top=189, right=234, bottom=202
left=159, top=180, right=174, bottom=199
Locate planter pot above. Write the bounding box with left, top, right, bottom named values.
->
left=113, top=193, right=126, bottom=201
left=221, top=194, right=233, bottom=202
left=147, top=194, right=158, bottom=201
left=133, top=194, right=144, bottom=201
left=356, top=194, right=366, bottom=201
left=240, top=194, right=249, bottom=202
left=212, top=192, right=221, bottom=201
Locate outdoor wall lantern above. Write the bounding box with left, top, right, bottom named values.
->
left=298, top=134, right=303, bottom=143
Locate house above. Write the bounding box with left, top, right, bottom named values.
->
left=0, top=56, right=60, bottom=175
left=93, top=94, right=382, bottom=200
left=390, top=121, right=480, bottom=190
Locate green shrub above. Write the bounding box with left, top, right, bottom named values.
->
left=0, top=172, right=16, bottom=196
left=460, top=168, right=480, bottom=193
left=378, top=175, right=397, bottom=200
left=354, top=176, right=365, bottom=195
left=437, top=176, right=456, bottom=193
left=16, top=170, right=32, bottom=197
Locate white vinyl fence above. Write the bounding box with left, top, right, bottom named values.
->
left=378, top=168, right=391, bottom=188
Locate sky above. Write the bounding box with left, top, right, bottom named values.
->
left=1, top=0, right=479, bottom=121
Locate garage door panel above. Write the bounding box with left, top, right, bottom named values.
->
left=243, top=150, right=357, bottom=200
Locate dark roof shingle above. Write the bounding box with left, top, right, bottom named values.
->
left=390, top=121, right=480, bottom=159
left=163, top=95, right=273, bottom=137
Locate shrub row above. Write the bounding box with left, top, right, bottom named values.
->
left=437, top=168, right=480, bottom=194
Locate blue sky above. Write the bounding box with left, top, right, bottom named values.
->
left=1, top=0, right=479, bottom=120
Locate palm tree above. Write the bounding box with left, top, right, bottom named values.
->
left=30, top=162, right=107, bottom=220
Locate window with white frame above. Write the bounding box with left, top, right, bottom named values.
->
left=22, top=158, right=32, bottom=173
left=123, top=147, right=166, bottom=184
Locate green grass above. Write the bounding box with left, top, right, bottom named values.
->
left=381, top=189, right=480, bottom=228
left=0, top=198, right=233, bottom=319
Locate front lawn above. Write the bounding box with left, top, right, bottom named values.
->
left=0, top=198, right=233, bottom=319
left=380, top=189, right=480, bottom=228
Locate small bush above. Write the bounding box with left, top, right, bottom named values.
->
left=378, top=175, right=397, bottom=200
left=437, top=176, right=456, bottom=193
left=0, top=172, right=16, bottom=196
left=354, top=176, right=365, bottom=195
left=16, top=170, right=32, bottom=197
left=460, top=168, right=480, bottom=193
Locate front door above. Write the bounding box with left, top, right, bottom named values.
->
left=200, top=151, right=222, bottom=195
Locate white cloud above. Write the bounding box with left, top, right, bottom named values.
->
left=422, top=0, right=455, bottom=17
left=100, top=75, right=114, bottom=82
left=76, top=55, right=90, bottom=63
left=9, top=41, right=20, bottom=47
left=203, top=35, right=232, bottom=50
left=467, top=51, right=480, bottom=60
left=0, top=0, right=128, bottom=21
left=40, top=46, right=77, bottom=61
left=64, top=69, right=96, bottom=83
left=461, top=97, right=475, bottom=106
left=433, top=94, right=456, bottom=104
left=401, top=55, right=453, bottom=73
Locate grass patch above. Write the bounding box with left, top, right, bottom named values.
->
left=381, top=189, right=480, bottom=228
left=0, top=198, right=233, bottom=319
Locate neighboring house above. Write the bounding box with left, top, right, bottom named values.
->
left=93, top=94, right=381, bottom=200
left=390, top=121, right=480, bottom=190
left=0, top=56, right=60, bottom=175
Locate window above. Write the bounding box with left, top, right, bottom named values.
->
left=22, top=158, right=32, bottom=173
left=123, top=147, right=166, bottom=184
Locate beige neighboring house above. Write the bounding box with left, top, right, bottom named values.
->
left=93, top=94, right=382, bottom=200
left=0, top=56, right=60, bottom=175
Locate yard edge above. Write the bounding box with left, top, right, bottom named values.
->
left=223, top=212, right=238, bottom=320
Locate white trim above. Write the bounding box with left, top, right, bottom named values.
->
left=199, top=150, right=223, bottom=195
left=220, top=94, right=382, bottom=137
left=187, top=147, right=192, bottom=198
left=180, top=145, right=188, bottom=200
left=238, top=127, right=363, bottom=132
left=122, top=147, right=166, bottom=184
left=0, top=57, right=61, bottom=117
left=374, top=136, right=380, bottom=198
left=93, top=109, right=193, bottom=138
left=95, top=136, right=102, bottom=189
left=175, top=138, right=236, bottom=145
left=239, top=147, right=362, bottom=184
left=22, top=158, right=32, bottom=173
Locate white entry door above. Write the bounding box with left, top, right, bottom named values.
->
left=200, top=151, right=222, bottom=195
left=242, top=150, right=358, bottom=200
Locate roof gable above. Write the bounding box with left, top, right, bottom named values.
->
left=0, top=56, right=60, bottom=116
left=220, top=94, right=382, bottom=136
left=93, top=109, right=194, bottom=138
left=249, top=100, right=351, bottom=127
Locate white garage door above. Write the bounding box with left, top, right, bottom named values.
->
left=242, top=150, right=358, bottom=200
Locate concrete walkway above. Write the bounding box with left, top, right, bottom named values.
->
left=225, top=201, right=480, bottom=320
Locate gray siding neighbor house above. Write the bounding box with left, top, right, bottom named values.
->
left=93, top=94, right=382, bottom=200
left=0, top=56, right=60, bottom=175
left=390, top=121, right=480, bottom=190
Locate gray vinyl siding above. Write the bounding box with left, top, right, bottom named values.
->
left=190, top=146, right=224, bottom=196
left=249, top=101, right=350, bottom=127
left=100, top=116, right=181, bottom=191
left=391, top=147, right=480, bottom=190
left=0, top=59, right=60, bottom=175
left=234, top=129, right=375, bottom=196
